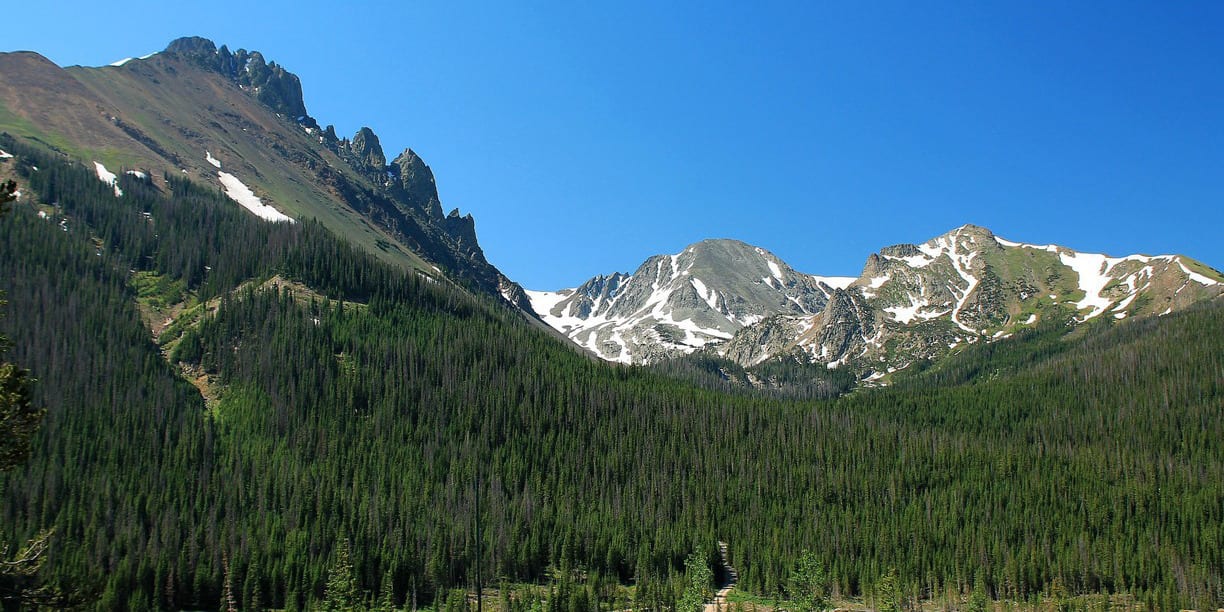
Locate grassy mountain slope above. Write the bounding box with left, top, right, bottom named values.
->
left=0, top=39, right=531, bottom=310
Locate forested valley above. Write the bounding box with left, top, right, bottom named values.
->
left=0, top=137, right=1221, bottom=610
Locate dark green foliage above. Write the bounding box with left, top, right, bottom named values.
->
left=0, top=361, right=37, bottom=474
left=0, top=178, right=40, bottom=475
left=650, top=353, right=855, bottom=400
left=0, top=136, right=1222, bottom=610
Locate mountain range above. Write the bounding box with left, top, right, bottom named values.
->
left=529, top=225, right=1223, bottom=379
left=2, top=35, right=1222, bottom=384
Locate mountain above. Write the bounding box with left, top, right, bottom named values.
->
left=531, top=225, right=1224, bottom=375
left=525, top=239, right=856, bottom=363
left=0, top=36, right=532, bottom=310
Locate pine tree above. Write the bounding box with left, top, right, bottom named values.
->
left=874, top=569, right=900, bottom=612
left=222, top=554, right=239, bottom=612
left=967, top=568, right=989, bottom=612
left=323, top=539, right=360, bottom=611
left=377, top=567, right=397, bottom=611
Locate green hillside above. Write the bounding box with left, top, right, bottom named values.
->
left=1, top=140, right=1222, bottom=610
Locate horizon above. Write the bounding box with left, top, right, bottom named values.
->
left=5, top=2, right=1223, bottom=290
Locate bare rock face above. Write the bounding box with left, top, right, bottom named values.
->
left=526, top=239, right=843, bottom=364
left=390, top=149, right=444, bottom=222
left=165, top=37, right=309, bottom=121
left=349, top=127, right=386, bottom=171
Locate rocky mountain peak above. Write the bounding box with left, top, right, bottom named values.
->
left=390, top=149, right=444, bottom=222
left=349, top=127, right=386, bottom=170
left=526, top=238, right=841, bottom=364
left=162, top=36, right=310, bottom=122
left=442, top=208, right=483, bottom=260
left=163, top=36, right=217, bottom=57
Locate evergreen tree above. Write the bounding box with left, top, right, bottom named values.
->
left=967, top=568, right=989, bottom=612
left=323, top=539, right=360, bottom=611
left=378, top=567, right=397, bottom=612
left=874, top=569, right=900, bottom=612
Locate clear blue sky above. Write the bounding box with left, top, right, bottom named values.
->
left=7, top=2, right=1223, bottom=289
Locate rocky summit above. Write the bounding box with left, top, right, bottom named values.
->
left=526, top=239, right=856, bottom=364
left=530, top=225, right=1224, bottom=379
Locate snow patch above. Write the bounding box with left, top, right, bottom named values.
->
left=868, top=274, right=890, bottom=289
left=690, top=278, right=721, bottom=312
left=945, top=233, right=980, bottom=333
left=811, top=275, right=857, bottom=289
left=886, top=251, right=935, bottom=268
left=1177, top=260, right=1218, bottom=286
left=1059, top=252, right=1117, bottom=319
left=884, top=296, right=926, bottom=324
left=125, top=170, right=148, bottom=180
left=766, top=259, right=783, bottom=281
left=112, top=52, right=156, bottom=66
left=1112, top=293, right=1137, bottom=312
left=524, top=289, right=571, bottom=320
left=994, top=235, right=1059, bottom=252
left=1023, top=314, right=1038, bottom=325
left=205, top=151, right=222, bottom=169
left=93, top=162, right=123, bottom=197
left=217, top=171, right=294, bottom=223
left=0, top=149, right=12, bottom=159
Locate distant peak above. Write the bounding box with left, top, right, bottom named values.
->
left=681, top=238, right=771, bottom=259
left=389, top=148, right=443, bottom=221
left=350, top=127, right=385, bottom=170
left=688, top=237, right=754, bottom=250
left=939, top=224, right=995, bottom=240
left=164, top=36, right=218, bottom=56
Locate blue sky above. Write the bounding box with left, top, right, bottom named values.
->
left=7, top=2, right=1223, bottom=289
